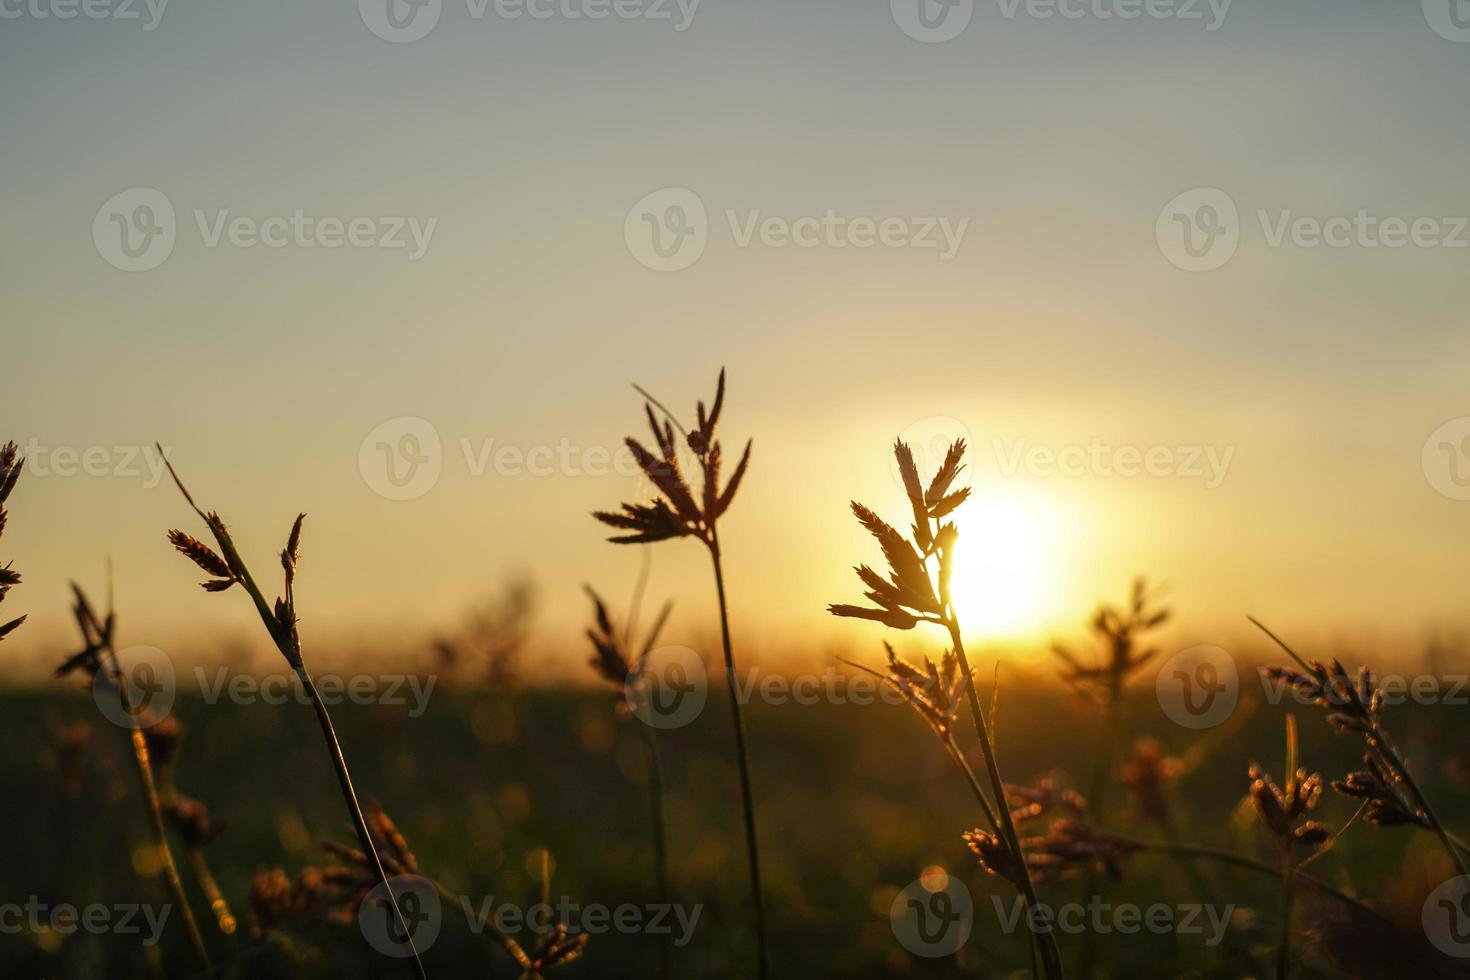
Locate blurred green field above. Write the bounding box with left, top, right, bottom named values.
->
left=2, top=669, right=1468, bottom=979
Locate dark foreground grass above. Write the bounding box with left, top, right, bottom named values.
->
left=2, top=677, right=1467, bottom=978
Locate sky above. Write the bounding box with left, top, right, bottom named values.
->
left=3, top=0, right=1470, bottom=675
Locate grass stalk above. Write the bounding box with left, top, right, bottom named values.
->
left=119, top=689, right=213, bottom=974
left=637, top=719, right=673, bottom=980
left=80, top=597, right=212, bottom=974
left=1276, top=844, right=1294, bottom=980
left=946, top=620, right=1065, bottom=979
left=707, top=530, right=768, bottom=979
left=160, top=453, right=428, bottom=980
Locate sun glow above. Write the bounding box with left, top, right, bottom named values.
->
left=944, top=489, right=1065, bottom=640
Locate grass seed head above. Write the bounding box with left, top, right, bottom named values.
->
left=594, top=369, right=751, bottom=547
left=0, top=441, right=25, bottom=639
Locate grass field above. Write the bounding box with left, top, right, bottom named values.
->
left=4, top=662, right=1467, bottom=978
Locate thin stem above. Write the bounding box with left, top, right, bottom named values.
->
left=91, top=613, right=211, bottom=974
left=942, top=732, right=1036, bottom=978
left=705, top=531, right=768, bottom=980
left=160, top=453, right=428, bottom=980
left=1276, top=846, right=1294, bottom=980
left=1115, top=837, right=1386, bottom=922
left=638, top=721, right=673, bottom=980
left=123, top=710, right=213, bottom=974
left=431, top=881, right=526, bottom=965
left=189, top=848, right=237, bottom=937
left=1369, top=727, right=1470, bottom=880
left=942, top=733, right=1000, bottom=832
left=294, top=662, right=429, bottom=980
left=1249, top=617, right=1470, bottom=881
left=945, top=620, right=1065, bottom=979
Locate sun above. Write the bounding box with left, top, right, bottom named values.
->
left=944, top=489, right=1063, bottom=640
